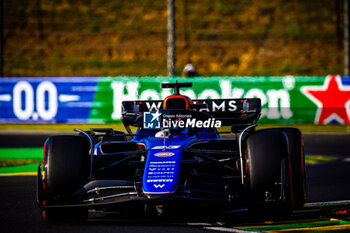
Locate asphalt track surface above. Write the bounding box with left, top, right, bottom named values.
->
left=1, top=132, right=350, bottom=233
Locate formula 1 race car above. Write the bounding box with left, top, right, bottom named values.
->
left=36, top=82, right=306, bottom=222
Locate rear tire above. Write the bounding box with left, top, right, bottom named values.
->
left=281, top=128, right=306, bottom=208
left=246, top=129, right=292, bottom=216
left=43, top=135, right=90, bottom=222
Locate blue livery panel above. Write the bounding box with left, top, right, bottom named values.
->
left=142, top=146, right=182, bottom=194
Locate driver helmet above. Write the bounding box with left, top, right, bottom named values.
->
left=182, top=63, right=199, bottom=77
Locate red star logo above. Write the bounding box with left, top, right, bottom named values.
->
left=301, top=75, right=350, bottom=124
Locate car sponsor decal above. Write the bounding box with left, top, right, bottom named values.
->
left=152, top=145, right=181, bottom=149
left=154, top=151, right=175, bottom=157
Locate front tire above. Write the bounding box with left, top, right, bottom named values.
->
left=43, top=135, right=90, bottom=222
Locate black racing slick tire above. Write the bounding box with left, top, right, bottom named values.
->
left=246, top=129, right=292, bottom=215
left=281, top=128, right=306, bottom=208
left=43, top=135, right=89, bottom=222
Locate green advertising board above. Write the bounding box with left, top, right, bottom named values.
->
left=90, top=76, right=343, bottom=124
left=2, top=76, right=349, bottom=124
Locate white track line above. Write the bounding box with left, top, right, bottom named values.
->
left=305, top=200, right=350, bottom=206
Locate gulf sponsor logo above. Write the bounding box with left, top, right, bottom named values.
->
left=154, top=151, right=175, bottom=157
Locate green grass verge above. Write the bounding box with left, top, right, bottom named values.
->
left=0, top=163, right=39, bottom=174
left=0, top=148, right=44, bottom=160
left=0, top=159, right=42, bottom=167
left=305, top=155, right=339, bottom=164
left=0, top=148, right=43, bottom=170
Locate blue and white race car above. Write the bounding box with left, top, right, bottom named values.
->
left=36, top=82, right=306, bottom=222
